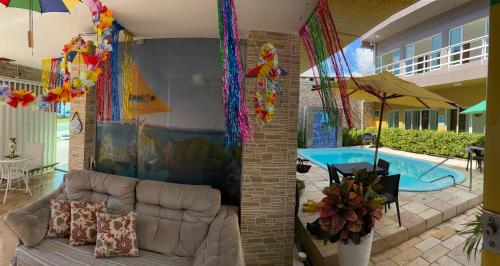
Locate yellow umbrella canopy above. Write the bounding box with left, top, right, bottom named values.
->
left=333, top=72, right=458, bottom=109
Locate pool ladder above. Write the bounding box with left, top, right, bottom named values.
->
left=417, top=152, right=472, bottom=192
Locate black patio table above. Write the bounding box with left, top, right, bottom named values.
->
left=333, top=162, right=386, bottom=176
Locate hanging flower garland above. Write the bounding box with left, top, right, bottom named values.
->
left=0, top=86, right=36, bottom=108
left=217, top=0, right=252, bottom=147
left=245, top=43, right=286, bottom=124
left=45, top=0, right=115, bottom=104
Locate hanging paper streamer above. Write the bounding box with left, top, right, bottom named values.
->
left=299, top=0, right=363, bottom=128
left=110, top=22, right=122, bottom=121
left=217, top=0, right=252, bottom=147
left=121, top=30, right=134, bottom=120
left=300, top=16, right=339, bottom=127
left=245, top=43, right=286, bottom=124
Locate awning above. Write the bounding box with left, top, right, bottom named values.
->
left=461, top=100, right=486, bottom=114
left=332, top=72, right=458, bottom=109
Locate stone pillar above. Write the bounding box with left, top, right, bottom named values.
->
left=241, top=31, right=300, bottom=266
left=69, top=90, right=96, bottom=171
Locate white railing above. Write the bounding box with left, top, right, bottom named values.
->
left=0, top=76, right=43, bottom=96
left=365, top=35, right=489, bottom=77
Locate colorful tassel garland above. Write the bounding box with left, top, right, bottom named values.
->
left=299, top=0, right=363, bottom=128
left=110, top=22, right=122, bottom=121
left=121, top=30, right=134, bottom=120
left=217, top=0, right=252, bottom=148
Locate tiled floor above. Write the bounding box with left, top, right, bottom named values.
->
left=296, top=147, right=484, bottom=266
left=370, top=208, right=482, bottom=266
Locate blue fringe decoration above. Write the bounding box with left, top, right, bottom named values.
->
left=111, top=23, right=122, bottom=121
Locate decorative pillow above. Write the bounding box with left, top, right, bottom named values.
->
left=46, top=200, right=71, bottom=238
left=94, top=212, right=139, bottom=258
left=69, top=201, right=107, bottom=246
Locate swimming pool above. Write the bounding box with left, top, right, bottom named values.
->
left=298, top=148, right=464, bottom=191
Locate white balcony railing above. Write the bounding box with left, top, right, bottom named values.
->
left=364, top=35, right=489, bottom=77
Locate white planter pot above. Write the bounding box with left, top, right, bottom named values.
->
left=337, top=231, right=373, bottom=266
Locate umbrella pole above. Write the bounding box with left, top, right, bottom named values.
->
left=373, top=101, right=385, bottom=172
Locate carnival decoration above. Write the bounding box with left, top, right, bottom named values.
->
left=299, top=0, right=361, bottom=128
left=0, top=0, right=80, bottom=49
left=121, top=30, right=134, bottom=120
left=0, top=86, right=36, bottom=108
left=245, top=43, right=287, bottom=124
left=217, top=0, right=252, bottom=147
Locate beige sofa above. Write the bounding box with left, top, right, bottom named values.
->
left=2, top=170, right=244, bottom=266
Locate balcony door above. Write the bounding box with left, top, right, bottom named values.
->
left=449, top=27, right=463, bottom=65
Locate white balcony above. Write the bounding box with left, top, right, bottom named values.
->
left=365, top=35, right=489, bottom=86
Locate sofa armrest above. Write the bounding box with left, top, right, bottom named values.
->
left=194, top=205, right=244, bottom=266
left=3, top=183, right=65, bottom=248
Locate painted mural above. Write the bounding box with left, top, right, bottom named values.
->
left=95, top=38, right=241, bottom=205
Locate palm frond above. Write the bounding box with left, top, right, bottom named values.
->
left=457, top=206, right=483, bottom=261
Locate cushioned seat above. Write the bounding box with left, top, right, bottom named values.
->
left=15, top=238, right=194, bottom=266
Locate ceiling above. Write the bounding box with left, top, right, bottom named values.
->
left=0, top=0, right=417, bottom=71
left=0, top=0, right=317, bottom=69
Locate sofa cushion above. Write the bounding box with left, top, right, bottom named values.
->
left=46, top=200, right=71, bottom=238
left=95, top=212, right=139, bottom=258
left=69, top=201, right=107, bottom=246
left=135, top=180, right=221, bottom=257
left=65, top=170, right=137, bottom=214
left=15, top=238, right=194, bottom=266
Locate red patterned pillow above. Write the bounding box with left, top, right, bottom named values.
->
left=69, top=201, right=107, bottom=246
left=94, top=212, right=139, bottom=258
left=46, top=199, right=71, bottom=238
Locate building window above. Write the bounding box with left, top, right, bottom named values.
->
left=375, top=57, right=382, bottom=74
left=387, top=111, right=399, bottom=128
left=404, top=110, right=420, bottom=130
left=431, top=35, right=442, bottom=69
left=447, top=108, right=469, bottom=132
left=449, top=27, right=463, bottom=64
left=404, top=110, right=438, bottom=130
left=405, top=44, right=414, bottom=75
left=392, top=50, right=400, bottom=76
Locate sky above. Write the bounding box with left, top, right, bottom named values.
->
left=300, top=38, right=374, bottom=77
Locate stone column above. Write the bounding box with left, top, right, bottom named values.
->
left=69, top=90, right=96, bottom=171
left=241, top=31, right=300, bottom=266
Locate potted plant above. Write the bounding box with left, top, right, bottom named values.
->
left=317, top=169, right=385, bottom=266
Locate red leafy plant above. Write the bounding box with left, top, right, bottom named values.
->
left=318, top=168, right=386, bottom=245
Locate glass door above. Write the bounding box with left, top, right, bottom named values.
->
left=449, top=27, right=463, bottom=64
left=405, top=44, right=414, bottom=75
left=431, top=35, right=442, bottom=69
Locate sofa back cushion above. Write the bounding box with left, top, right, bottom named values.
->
left=65, top=170, right=137, bottom=214
left=135, top=180, right=221, bottom=257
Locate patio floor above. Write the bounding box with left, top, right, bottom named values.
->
left=296, top=147, right=484, bottom=266
left=370, top=207, right=482, bottom=265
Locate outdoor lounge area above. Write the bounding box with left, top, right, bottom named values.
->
left=0, top=0, right=499, bottom=266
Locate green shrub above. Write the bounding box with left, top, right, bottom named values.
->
left=342, top=128, right=483, bottom=158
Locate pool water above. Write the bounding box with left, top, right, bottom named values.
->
left=298, top=148, right=464, bottom=191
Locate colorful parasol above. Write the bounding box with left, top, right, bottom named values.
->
left=0, top=0, right=80, bottom=48
left=0, top=0, right=80, bottom=13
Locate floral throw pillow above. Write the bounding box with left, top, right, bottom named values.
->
left=94, top=212, right=139, bottom=258
left=46, top=199, right=71, bottom=238
left=69, top=201, right=107, bottom=246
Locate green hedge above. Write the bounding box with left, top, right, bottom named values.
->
left=343, top=128, right=484, bottom=158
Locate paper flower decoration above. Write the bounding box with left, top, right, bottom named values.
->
left=246, top=43, right=287, bottom=124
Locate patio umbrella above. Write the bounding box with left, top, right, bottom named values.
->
left=460, top=100, right=486, bottom=115
left=0, top=0, right=80, bottom=48
left=0, top=0, right=80, bottom=13
left=330, top=72, right=458, bottom=170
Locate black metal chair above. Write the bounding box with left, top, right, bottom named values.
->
left=377, top=159, right=390, bottom=176
left=473, top=149, right=484, bottom=173
left=362, top=133, right=375, bottom=147
left=377, top=174, right=401, bottom=227
left=327, top=164, right=341, bottom=187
